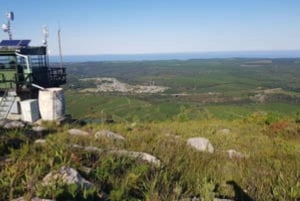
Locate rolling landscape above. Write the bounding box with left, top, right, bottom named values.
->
left=64, top=59, right=300, bottom=122
left=1, top=0, right=300, bottom=201
left=1, top=58, right=300, bottom=200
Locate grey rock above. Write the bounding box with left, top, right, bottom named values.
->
left=43, top=166, right=93, bottom=189
left=187, top=137, right=214, bottom=153
left=111, top=150, right=161, bottom=166
left=95, top=130, right=125, bottom=141
left=68, top=128, right=90, bottom=136
left=227, top=149, right=248, bottom=159
left=69, top=144, right=160, bottom=166
left=85, top=145, right=102, bottom=152
left=3, top=120, right=25, bottom=129
left=69, top=144, right=103, bottom=153
left=32, top=126, right=47, bottom=132
left=34, top=139, right=46, bottom=144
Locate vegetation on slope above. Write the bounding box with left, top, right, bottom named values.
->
left=0, top=115, right=299, bottom=200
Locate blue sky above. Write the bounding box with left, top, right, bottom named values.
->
left=1, top=0, right=300, bottom=55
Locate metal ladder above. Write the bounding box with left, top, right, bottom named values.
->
left=0, top=89, right=17, bottom=119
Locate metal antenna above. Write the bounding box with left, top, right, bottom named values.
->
left=2, top=11, right=14, bottom=40
left=57, top=24, right=63, bottom=68
left=42, top=25, right=49, bottom=46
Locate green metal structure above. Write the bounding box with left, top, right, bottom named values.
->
left=0, top=41, right=66, bottom=99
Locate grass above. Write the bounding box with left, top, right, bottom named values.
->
left=66, top=91, right=300, bottom=122
left=0, top=117, right=299, bottom=200
left=1, top=58, right=300, bottom=200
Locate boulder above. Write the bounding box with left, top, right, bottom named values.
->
left=68, top=128, right=90, bottom=136
left=3, top=120, right=25, bottom=129
left=112, top=150, right=161, bottom=166
left=187, top=137, right=214, bottom=153
left=95, top=130, right=125, bottom=141
left=34, top=139, right=46, bottom=144
left=42, top=166, right=93, bottom=189
left=226, top=149, right=247, bottom=159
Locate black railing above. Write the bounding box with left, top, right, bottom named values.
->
left=31, top=67, right=66, bottom=87
left=0, top=67, right=66, bottom=91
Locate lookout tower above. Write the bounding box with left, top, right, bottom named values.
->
left=0, top=12, right=66, bottom=119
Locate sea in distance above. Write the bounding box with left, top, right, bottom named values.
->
left=50, top=50, right=300, bottom=62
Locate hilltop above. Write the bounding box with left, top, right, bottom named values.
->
left=0, top=115, right=299, bottom=200
left=0, top=58, right=299, bottom=200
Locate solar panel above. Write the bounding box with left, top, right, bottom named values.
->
left=0, top=40, right=20, bottom=46
left=19, top=40, right=31, bottom=46
left=0, top=39, right=31, bottom=47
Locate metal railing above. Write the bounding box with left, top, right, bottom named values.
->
left=0, top=67, right=66, bottom=91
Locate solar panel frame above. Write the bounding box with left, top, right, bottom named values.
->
left=19, top=40, right=31, bottom=46
left=0, top=39, right=31, bottom=47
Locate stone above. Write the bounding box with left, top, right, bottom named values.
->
left=12, top=197, right=54, bottom=201
left=34, top=139, right=46, bottom=144
left=111, top=150, right=161, bottom=166
left=95, top=130, right=125, bottom=141
left=43, top=166, right=93, bottom=189
left=32, top=126, right=47, bottom=132
left=68, top=128, right=90, bottom=136
left=187, top=137, right=214, bottom=153
left=3, top=120, right=25, bottom=129
left=69, top=144, right=160, bottom=166
left=84, top=146, right=102, bottom=152
left=226, top=149, right=247, bottom=159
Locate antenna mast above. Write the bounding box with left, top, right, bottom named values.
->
left=42, top=26, right=49, bottom=46
left=2, top=11, right=14, bottom=40
left=58, top=26, right=63, bottom=68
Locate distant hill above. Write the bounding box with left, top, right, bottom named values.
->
left=50, top=50, right=300, bottom=62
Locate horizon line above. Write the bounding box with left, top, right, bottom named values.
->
left=50, top=49, right=300, bottom=57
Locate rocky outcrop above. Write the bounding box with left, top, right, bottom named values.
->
left=42, top=166, right=93, bottom=189
left=95, top=130, right=125, bottom=141
left=187, top=137, right=214, bottom=153
left=68, top=128, right=90, bottom=136
left=0, top=120, right=25, bottom=129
